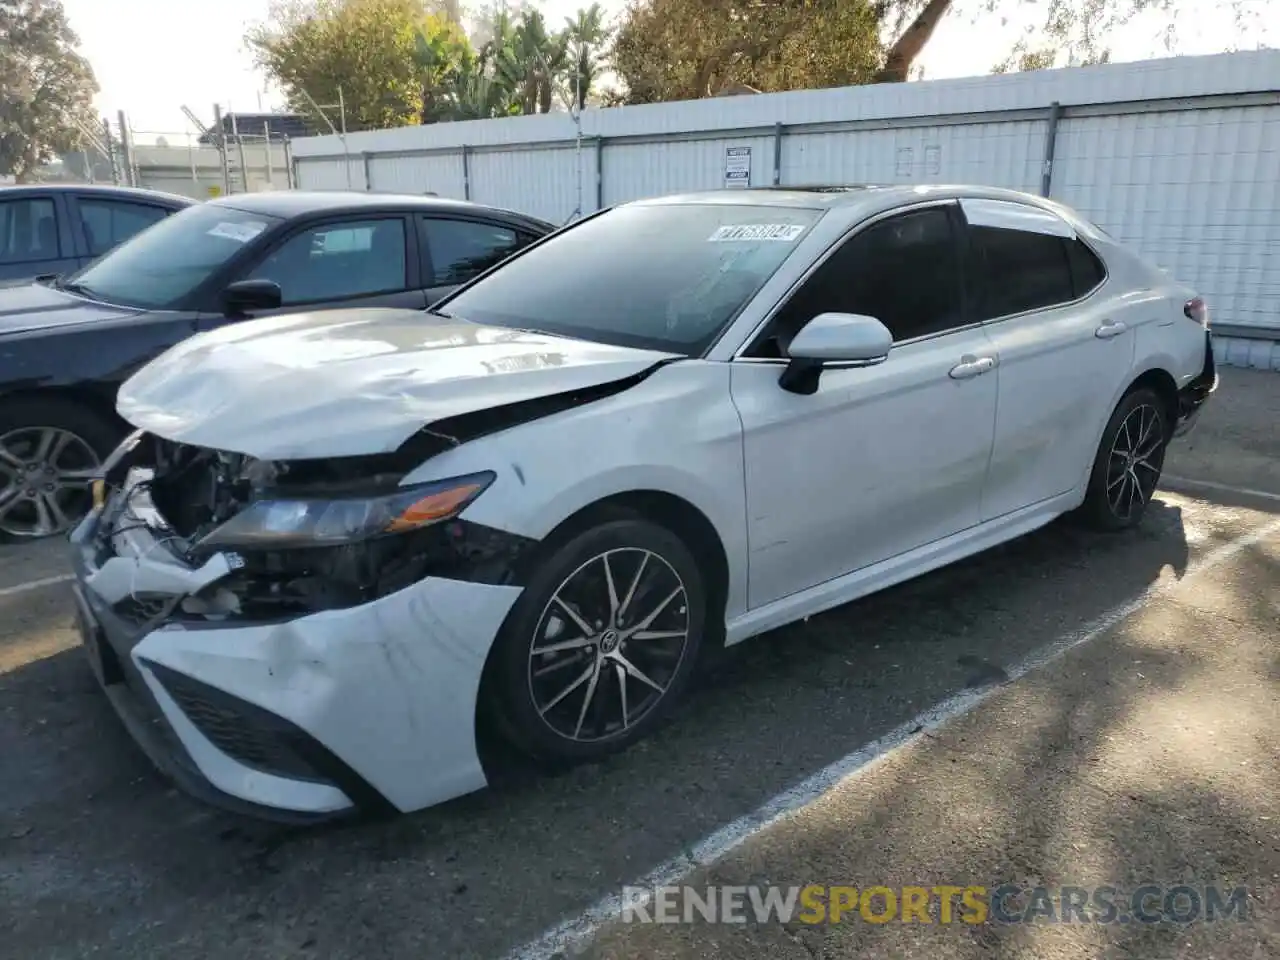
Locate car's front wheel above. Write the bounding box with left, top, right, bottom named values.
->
left=0, top=397, right=121, bottom=542
left=487, top=514, right=707, bottom=765
left=1081, top=386, right=1169, bottom=531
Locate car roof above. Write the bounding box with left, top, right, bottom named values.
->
left=0, top=182, right=196, bottom=207
left=207, top=190, right=555, bottom=232
left=630, top=184, right=1057, bottom=211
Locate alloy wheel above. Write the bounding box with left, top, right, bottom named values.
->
left=527, top=547, right=691, bottom=744
left=1106, top=403, right=1163, bottom=522
left=0, top=427, right=101, bottom=538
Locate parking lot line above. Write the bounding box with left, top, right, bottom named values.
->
left=504, top=512, right=1280, bottom=960
left=0, top=573, right=73, bottom=599
left=1162, top=474, right=1280, bottom=503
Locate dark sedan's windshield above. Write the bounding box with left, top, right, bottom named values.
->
left=68, top=204, right=280, bottom=309
left=439, top=203, right=823, bottom=354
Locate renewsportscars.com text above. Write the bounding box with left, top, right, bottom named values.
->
left=621, top=884, right=1252, bottom=925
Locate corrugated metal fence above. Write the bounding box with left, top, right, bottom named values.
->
left=291, top=50, right=1280, bottom=357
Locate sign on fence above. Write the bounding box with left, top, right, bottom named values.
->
left=724, top=146, right=751, bottom=188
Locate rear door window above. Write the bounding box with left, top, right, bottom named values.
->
left=961, top=199, right=1101, bottom=321
left=1064, top=237, right=1107, bottom=297
left=0, top=197, right=59, bottom=263
left=419, top=217, right=524, bottom=286
left=77, top=199, right=169, bottom=256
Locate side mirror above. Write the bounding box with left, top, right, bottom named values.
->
left=779, top=313, right=893, bottom=394
left=222, top=279, right=282, bottom=316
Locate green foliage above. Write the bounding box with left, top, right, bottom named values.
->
left=610, top=0, right=886, bottom=104
left=563, top=3, right=612, bottom=112
left=611, top=0, right=1262, bottom=101
left=0, top=0, right=98, bottom=181
left=249, top=0, right=612, bottom=126
left=415, top=13, right=480, bottom=122
left=247, top=0, right=471, bottom=130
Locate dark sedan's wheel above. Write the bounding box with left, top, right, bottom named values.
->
left=487, top=515, right=707, bottom=765
left=0, top=398, right=121, bottom=541
left=1081, top=387, right=1169, bottom=531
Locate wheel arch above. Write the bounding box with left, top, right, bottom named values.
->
left=517, top=489, right=731, bottom=626
left=1122, top=366, right=1180, bottom=438
left=473, top=487, right=732, bottom=756
left=0, top=385, right=129, bottom=434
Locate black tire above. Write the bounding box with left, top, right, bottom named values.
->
left=0, top=396, right=124, bottom=542
left=486, top=513, right=707, bottom=766
left=1080, top=387, right=1169, bottom=532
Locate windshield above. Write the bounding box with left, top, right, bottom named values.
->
left=68, top=204, right=280, bottom=309
left=438, top=203, right=823, bottom=354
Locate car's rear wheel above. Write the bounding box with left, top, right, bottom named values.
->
left=1081, top=387, right=1169, bottom=531
left=0, top=397, right=121, bottom=541
left=487, top=515, right=707, bottom=765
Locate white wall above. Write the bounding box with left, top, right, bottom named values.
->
left=291, top=50, right=1280, bottom=334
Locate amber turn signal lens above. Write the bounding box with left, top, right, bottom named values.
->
left=384, top=482, right=485, bottom=533
left=92, top=479, right=106, bottom=511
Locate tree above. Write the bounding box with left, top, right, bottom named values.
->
left=563, top=3, right=612, bottom=111
left=496, top=8, right=570, bottom=114
left=247, top=0, right=471, bottom=131
left=414, top=12, right=477, bottom=122
left=0, top=0, right=98, bottom=182
left=610, top=0, right=1265, bottom=103
left=610, top=0, right=887, bottom=103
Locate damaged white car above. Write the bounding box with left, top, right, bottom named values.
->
left=70, top=185, right=1216, bottom=820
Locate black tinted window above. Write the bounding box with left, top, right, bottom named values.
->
left=439, top=204, right=821, bottom=355
left=0, top=198, right=59, bottom=263
left=968, top=225, right=1076, bottom=320
left=1065, top=238, right=1106, bottom=297
left=247, top=219, right=407, bottom=305
left=420, top=218, right=523, bottom=286
left=764, top=206, right=962, bottom=352
left=79, top=199, right=168, bottom=256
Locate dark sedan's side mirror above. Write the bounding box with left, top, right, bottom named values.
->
left=222, top=279, right=282, bottom=316
left=779, top=312, right=893, bottom=395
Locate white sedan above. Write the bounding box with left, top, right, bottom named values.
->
left=70, top=185, right=1217, bottom=820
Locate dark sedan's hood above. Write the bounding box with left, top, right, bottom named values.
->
left=0, top=282, right=143, bottom=336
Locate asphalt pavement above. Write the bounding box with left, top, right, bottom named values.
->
left=1, top=368, right=1277, bottom=960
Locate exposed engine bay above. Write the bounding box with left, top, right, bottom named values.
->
left=143, top=438, right=441, bottom=544
left=92, top=432, right=534, bottom=626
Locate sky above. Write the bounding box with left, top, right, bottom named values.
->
left=63, top=0, right=1276, bottom=142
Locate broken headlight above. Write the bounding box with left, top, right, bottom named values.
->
left=195, top=471, right=495, bottom=552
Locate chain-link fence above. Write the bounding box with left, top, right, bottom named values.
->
left=44, top=109, right=298, bottom=201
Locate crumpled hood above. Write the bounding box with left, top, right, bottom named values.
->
left=117, top=307, right=679, bottom=459
left=0, top=281, right=143, bottom=335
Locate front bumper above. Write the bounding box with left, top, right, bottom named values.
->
left=1173, top=330, right=1218, bottom=439
left=69, top=486, right=522, bottom=821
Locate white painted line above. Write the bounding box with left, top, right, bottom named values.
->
left=1162, top=475, right=1280, bottom=503
left=0, top=573, right=73, bottom=600
left=505, top=515, right=1280, bottom=960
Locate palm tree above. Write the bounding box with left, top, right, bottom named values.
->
left=563, top=3, right=611, bottom=112
left=493, top=8, right=568, bottom=115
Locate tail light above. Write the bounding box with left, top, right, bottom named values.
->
left=1184, top=296, right=1209, bottom=328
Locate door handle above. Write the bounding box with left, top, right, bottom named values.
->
left=949, top=355, right=996, bottom=380
left=1095, top=319, right=1128, bottom=339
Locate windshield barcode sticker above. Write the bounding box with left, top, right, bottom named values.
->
left=207, top=221, right=267, bottom=243
left=708, top=224, right=805, bottom=243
